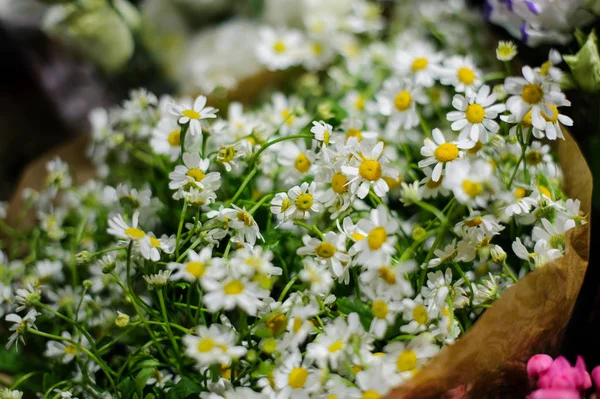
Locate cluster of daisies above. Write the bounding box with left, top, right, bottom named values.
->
left=0, top=3, right=588, bottom=399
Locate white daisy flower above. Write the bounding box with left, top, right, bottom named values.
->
left=536, top=49, right=563, bottom=83
left=496, top=40, right=518, bottom=61
left=299, top=258, right=334, bottom=296
left=532, top=218, right=574, bottom=251
left=394, top=41, right=443, bottom=87
left=504, top=66, right=569, bottom=130
left=256, top=27, right=304, bottom=71
left=285, top=182, right=324, bottom=220
left=443, top=159, right=493, bottom=208
left=183, top=324, right=247, bottom=368
left=230, top=246, right=282, bottom=277
left=446, top=85, right=506, bottom=143
left=35, top=260, right=64, bottom=283
left=382, top=334, right=439, bottom=383
left=512, top=237, right=562, bottom=269
left=354, top=365, right=393, bottom=398
left=439, top=55, right=482, bottom=93
left=366, top=296, right=402, bottom=339
left=297, top=232, right=351, bottom=281
left=143, top=270, right=171, bottom=289
left=273, top=350, right=320, bottom=399
left=107, top=211, right=145, bottom=242
left=376, top=77, right=427, bottom=130
left=270, top=192, right=292, bottom=223
left=139, top=233, right=175, bottom=262
left=419, top=167, right=450, bottom=198
left=150, top=117, right=183, bottom=161
left=400, top=295, right=433, bottom=335
left=6, top=310, right=39, bottom=350
left=418, top=128, right=474, bottom=182
left=342, top=141, right=397, bottom=199
left=306, top=315, right=355, bottom=370
left=44, top=331, right=89, bottom=364
left=168, top=95, right=218, bottom=137
left=203, top=275, right=268, bottom=315
left=220, top=205, right=264, bottom=246
left=310, top=120, right=335, bottom=160
left=351, top=205, right=399, bottom=266
left=167, top=248, right=226, bottom=284
left=168, top=152, right=222, bottom=194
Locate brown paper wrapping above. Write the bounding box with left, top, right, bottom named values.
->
left=388, top=130, right=592, bottom=399
left=3, top=127, right=592, bottom=399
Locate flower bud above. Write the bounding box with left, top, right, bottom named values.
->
left=527, top=354, right=553, bottom=379
left=83, top=279, right=93, bottom=290
left=261, top=338, right=278, bottom=355
left=76, top=251, right=93, bottom=267
left=115, top=311, right=130, bottom=328
left=412, top=227, right=427, bottom=242
left=490, top=245, right=507, bottom=263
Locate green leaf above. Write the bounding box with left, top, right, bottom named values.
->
left=166, top=377, right=203, bottom=399
left=135, top=368, right=156, bottom=397
left=336, top=297, right=373, bottom=330
left=117, top=376, right=137, bottom=398
left=132, top=358, right=162, bottom=372
left=563, top=30, right=600, bottom=92
left=251, top=361, right=276, bottom=378
left=43, top=373, right=59, bottom=393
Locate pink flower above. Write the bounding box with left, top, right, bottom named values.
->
left=528, top=389, right=582, bottom=399
left=528, top=354, right=554, bottom=378
left=536, top=356, right=590, bottom=391
left=592, top=366, right=600, bottom=397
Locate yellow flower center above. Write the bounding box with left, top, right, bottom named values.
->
left=362, top=390, right=381, bottom=399
left=426, top=176, right=443, bottom=189
left=281, top=109, right=294, bottom=126
left=224, top=280, right=245, bottom=295
left=467, top=141, right=484, bottom=154
left=462, top=179, right=483, bottom=198
left=379, top=266, right=397, bottom=285
left=397, top=350, right=418, bottom=372
left=413, top=305, right=428, bottom=325
left=262, top=338, right=278, bottom=354
left=346, top=128, right=362, bottom=142
left=354, top=95, right=365, bottom=111
left=295, top=153, right=311, bottom=173
left=497, top=44, right=514, bottom=59
left=219, top=146, right=236, bottom=162
left=351, top=232, right=366, bottom=241
left=538, top=185, right=552, bottom=198
left=315, top=242, right=336, bottom=259
left=187, top=168, right=206, bottom=182
left=434, top=143, right=459, bottom=163
left=464, top=216, right=483, bottom=227
left=367, top=227, right=387, bottom=250
left=514, top=187, right=527, bottom=198
left=526, top=150, right=542, bottom=165
left=457, top=67, right=475, bottom=85
left=150, top=236, right=161, bottom=248
left=293, top=316, right=303, bottom=333
left=411, top=57, right=428, bottom=71
left=331, top=173, right=348, bottom=194
left=182, top=109, right=200, bottom=120
left=273, top=41, right=286, bottom=53
left=540, top=60, right=552, bottom=76
left=281, top=199, right=291, bottom=212
left=64, top=345, right=78, bottom=355
left=125, top=227, right=145, bottom=240
left=288, top=367, right=308, bottom=389
left=372, top=300, right=389, bottom=319
left=328, top=340, right=344, bottom=353
left=236, top=211, right=254, bottom=226
left=465, top=104, right=485, bottom=124
left=522, top=110, right=533, bottom=127
left=359, top=160, right=382, bottom=181
left=394, top=91, right=412, bottom=111
left=266, top=314, right=287, bottom=335
left=541, top=104, right=559, bottom=123
left=186, top=261, right=206, bottom=279
left=295, top=193, right=314, bottom=211
left=312, top=42, right=322, bottom=56
left=521, top=84, right=543, bottom=105
left=197, top=337, right=216, bottom=353
left=168, top=129, right=181, bottom=146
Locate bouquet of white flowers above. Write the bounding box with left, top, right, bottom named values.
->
left=0, top=1, right=593, bottom=399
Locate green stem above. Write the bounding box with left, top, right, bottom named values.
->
left=502, top=260, right=519, bottom=283
left=229, top=168, right=258, bottom=205
left=415, top=201, right=446, bottom=223
left=482, top=71, right=506, bottom=82
left=251, top=134, right=313, bottom=164
left=175, top=202, right=188, bottom=258
left=9, top=371, right=43, bottom=390
left=278, top=275, right=300, bottom=302
left=453, top=262, right=474, bottom=305
left=293, top=220, right=324, bottom=240
left=157, top=289, right=183, bottom=370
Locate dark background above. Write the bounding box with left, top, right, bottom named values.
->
left=0, top=0, right=598, bottom=368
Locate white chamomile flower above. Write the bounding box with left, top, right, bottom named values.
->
left=377, top=77, right=427, bottom=130
left=306, top=315, right=355, bottom=370
left=183, top=324, right=247, bottom=368
left=342, top=141, right=397, bottom=199
left=297, top=232, right=351, bottom=281
left=536, top=49, right=563, bottom=83
left=139, top=233, right=175, bottom=261
left=44, top=331, right=88, bottom=364
left=168, top=248, right=226, bottom=284
left=107, top=211, right=145, bottom=242
left=512, top=237, right=562, bottom=269
left=446, top=85, right=506, bottom=143
left=354, top=366, right=393, bottom=398
left=256, top=27, right=304, bottom=71
left=528, top=103, right=573, bottom=140
left=6, top=310, right=39, bottom=350
left=35, top=260, right=64, bottom=283
left=277, top=141, right=315, bottom=184
left=285, top=182, right=324, bottom=220
left=504, top=66, right=569, bottom=131
left=273, top=350, right=320, bottom=399
left=420, top=167, right=450, bottom=198
left=400, top=295, right=433, bottom=334
left=230, top=246, right=282, bottom=277
left=222, top=205, right=264, bottom=246
left=203, top=275, right=268, bottom=315
left=299, top=258, right=334, bottom=296
left=418, top=128, right=474, bottom=182
left=270, top=192, right=292, bottom=223
left=337, top=118, right=379, bottom=145
left=168, top=152, right=222, bottom=194
left=341, top=91, right=368, bottom=116
left=394, top=42, right=443, bottom=87
left=216, top=141, right=249, bottom=172
left=168, top=95, right=218, bottom=136
left=367, top=296, right=402, bottom=338
left=439, top=55, right=482, bottom=93
left=382, top=334, right=439, bottom=383
left=443, top=159, right=493, bottom=208
left=150, top=117, right=183, bottom=161
left=143, top=270, right=171, bottom=289
left=532, top=218, right=573, bottom=251
left=496, top=40, right=518, bottom=61
left=351, top=205, right=399, bottom=266
left=310, top=120, right=335, bottom=160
